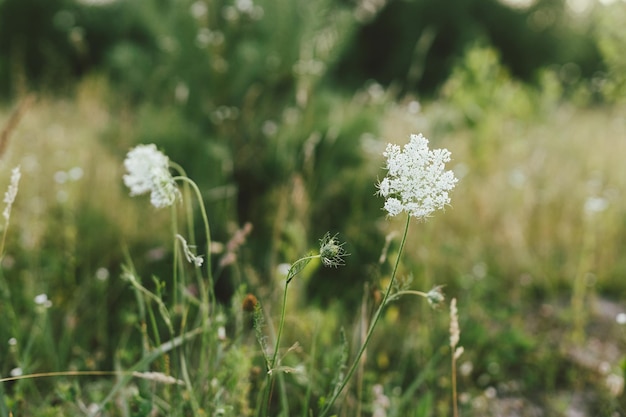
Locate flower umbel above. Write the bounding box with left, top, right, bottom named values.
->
left=319, top=232, right=349, bottom=267
left=377, top=133, right=457, bottom=219
left=426, top=285, right=446, bottom=309
left=123, top=144, right=180, bottom=208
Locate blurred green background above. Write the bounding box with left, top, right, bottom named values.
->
left=0, top=0, right=625, bottom=415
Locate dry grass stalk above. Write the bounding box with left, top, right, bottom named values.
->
left=0, top=94, right=36, bottom=159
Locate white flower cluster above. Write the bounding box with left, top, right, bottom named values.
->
left=123, top=144, right=180, bottom=208
left=377, top=133, right=457, bottom=219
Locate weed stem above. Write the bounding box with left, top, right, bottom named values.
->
left=320, top=215, right=411, bottom=417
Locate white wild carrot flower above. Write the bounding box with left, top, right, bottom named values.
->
left=3, top=166, right=21, bottom=222
left=123, top=144, right=180, bottom=208
left=377, top=133, right=457, bottom=219
left=319, top=232, right=349, bottom=267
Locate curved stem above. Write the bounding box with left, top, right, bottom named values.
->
left=393, top=290, right=428, bottom=298
left=320, top=215, right=411, bottom=417
left=173, top=176, right=214, bottom=312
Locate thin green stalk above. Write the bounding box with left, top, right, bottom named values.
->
left=320, top=215, right=411, bottom=417
left=173, top=176, right=213, bottom=312
left=393, top=290, right=428, bottom=298
left=169, top=162, right=199, bottom=310
left=171, top=200, right=180, bottom=308
left=172, top=176, right=215, bottom=408
left=95, top=326, right=205, bottom=416
left=262, top=276, right=290, bottom=417
left=179, top=349, right=201, bottom=417
left=262, top=255, right=317, bottom=417
left=0, top=224, right=8, bottom=262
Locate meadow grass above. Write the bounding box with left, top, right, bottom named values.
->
left=0, top=78, right=625, bottom=416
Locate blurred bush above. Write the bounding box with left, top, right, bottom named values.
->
left=334, top=0, right=604, bottom=96
left=593, top=2, right=626, bottom=104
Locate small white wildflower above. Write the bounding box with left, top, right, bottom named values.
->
left=54, top=170, right=68, bottom=184
left=34, top=293, right=52, bottom=308
left=175, top=234, right=204, bottom=267
left=372, top=384, right=391, bottom=417
left=68, top=166, right=83, bottom=181
left=10, top=367, right=23, bottom=377
left=484, top=386, right=497, bottom=399
left=277, top=263, right=291, bottom=276
left=190, top=1, right=208, bottom=19
left=459, top=361, right=473, bottom=377
left=123, top=144, right=180, bottom=209
left=584, top=196, right=608, bottom=215
left=3, top=166, right=21, bottom=222
left=616, top=313, right=626, bottom=325
left=87, top=404, right=100, bottom=415
left=8, top=337, right=17, bottom=346
left=377, top=133, right=457, bottom=219
left=606, top=373, right=624, bottom=397
left=95, top=267, right=110, bottom=281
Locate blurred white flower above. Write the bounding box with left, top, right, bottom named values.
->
left=606, top=373, right=624, bottom=397
left=616, top=313, right=626, bottom=325
left=277, top=263, right=291, bottom=276
left=34, top=293, right=52, bottom=308
left=123, top=144, right=180, bottom=208
left=3, top=166, right=21, bottom=222
left=377, top=133, right=457, bottom=219
left=95, top=267, right=110, bottom=281
left=372, top=384, right=390, bottom=417
left=10, top=367, right=23, bottom=377
left=68, top=167, right=84, bottom=181
left=190, top=1, right=208, bottom=19
left=584, top=196, right=608, bottom=215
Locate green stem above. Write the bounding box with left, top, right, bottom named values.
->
left=170, top=203, right=180, bottom=312
left=95, top=326, right=204, bottom=416
left=320, top=215, right=411, bottom=417
left=393, top=290, right=428, bottom=298
left=172, top=176, right=214, bottom=314
left=262, top=255, right=318, bottom=416
left=262, top=279, right=290, bottom=417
